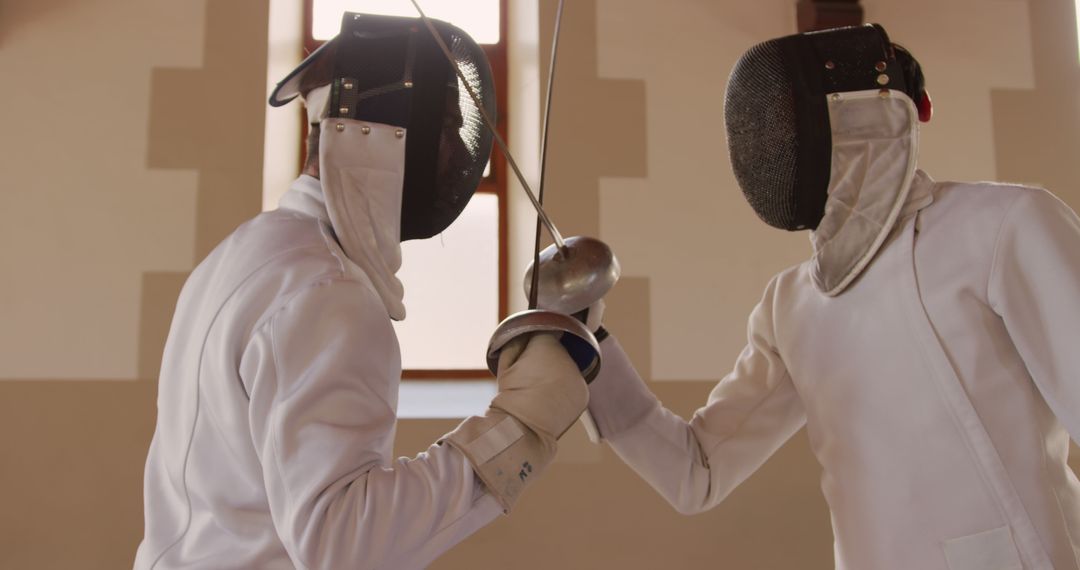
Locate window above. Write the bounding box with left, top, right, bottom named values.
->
left=311, top=0, right=501, bottom=43
left=304, top=0, right=509, bottom=376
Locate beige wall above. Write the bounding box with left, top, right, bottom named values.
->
left=2, top=0, right=1079, bottom=568
left=0, top=0, right=203, bottom=379
left=0, top=0, right=267, bottom=567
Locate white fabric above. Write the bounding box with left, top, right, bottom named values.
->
left=810, top=89, right=921, bottom=296
left=445, top=333, right=589, bottom=510
left=302, top=84, right=331, bottom=126
left=320, top=120, right=407, bottom=320
left=574, top=300, right=607, bottom=443
left=584, top=299, right=605, bottom=333
left=296, top=85, right=407, bottom=320
left=135, top=176, right=501, bottom=569
left=944, top=526, right=1023, bottom=570
left=457, top=415, right=527, bottom=465
left=588, top=175, right=1080, bottom=569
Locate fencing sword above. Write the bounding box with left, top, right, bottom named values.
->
left=409, top=0, right=565, bottom=252
left=408, top=0, right=620, bottom=381
left=529, top=0, right=565, bottom=311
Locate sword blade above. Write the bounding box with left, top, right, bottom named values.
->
left=407, top=0, right=567, bottom=251
left=530, top=0, right=566, bottom=309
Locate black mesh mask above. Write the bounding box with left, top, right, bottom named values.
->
left=724, top=24, right=924, bottom=231
left=270, top=13, right=495, bottom=241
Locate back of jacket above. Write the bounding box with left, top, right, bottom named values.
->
left=135, top=193, right=397, bottom=568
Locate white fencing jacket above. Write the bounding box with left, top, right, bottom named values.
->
left=588, top=171, right=1080, bottom=569
left=135, top=175, right=500, bottom=569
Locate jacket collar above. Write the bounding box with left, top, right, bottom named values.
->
left=808, top=89, right=924, bottom=296
left=277, top=173, right=407, bottom=321
left=278, top=175, right=330, bottom=222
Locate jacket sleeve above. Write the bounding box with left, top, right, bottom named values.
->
left=586, top=279, right=806, bottom=515
left=240, top=278, right=501, bottom=570
left=989, top=187, right=1080, bottom=442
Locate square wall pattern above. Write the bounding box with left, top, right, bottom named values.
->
left=3, top=1, right=1080, bottom=568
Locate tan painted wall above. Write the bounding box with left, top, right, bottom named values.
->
left=0, top=0, right=202, bottom=380
left=0, top=0, right=267, bottom=567
left=2, top=0, right=1079, bottom=568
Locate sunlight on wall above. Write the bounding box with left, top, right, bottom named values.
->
left=263, top=0, right=303, bottom=212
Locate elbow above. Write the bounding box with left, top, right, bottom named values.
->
left=668, top=489, right=721, bottom=516
left=666, top=472, right=732, bottom=516
left=670, top=499, right=709, bottom=516
left=284, top=484, right=374, bottom=570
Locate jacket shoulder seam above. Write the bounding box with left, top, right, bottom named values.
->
left=987, top=189, right=1035, bottom=305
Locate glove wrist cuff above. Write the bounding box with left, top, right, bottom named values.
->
left=443, top=411, right=556, bottom=512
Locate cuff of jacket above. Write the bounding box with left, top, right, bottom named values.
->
left=586, top=334, right=662, bottom=440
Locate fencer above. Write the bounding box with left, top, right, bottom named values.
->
left=134, top=13, right=587, bottom=569
left=585, top=24, right=1080, bottom=569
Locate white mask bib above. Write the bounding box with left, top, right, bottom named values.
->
left=810, top=89, right=920, bottom=296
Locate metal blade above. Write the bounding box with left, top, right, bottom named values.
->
left=407, top=0, right=567, bottom=251
left=530, top=0, right=566, bottom=309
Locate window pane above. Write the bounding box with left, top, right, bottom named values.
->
left=394, top=193, right=500, bottom=369
left=313, top=0, right=500, bottom=44
left=398, top=381, right=495, bottom=418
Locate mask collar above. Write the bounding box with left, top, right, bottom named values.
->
left=809, top=89, right=925, bottom=296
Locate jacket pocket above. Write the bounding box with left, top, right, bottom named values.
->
left=944, top=526, right=1023, bottom=570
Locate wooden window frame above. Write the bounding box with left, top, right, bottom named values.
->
left=301, top=0, right=510, bottom=379
left=796, top=0, right=863, bottom=32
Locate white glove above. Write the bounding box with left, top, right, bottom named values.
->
left=442, top=332, right=587, bottom=511
left=571, top=299, right=607, bottom=442
left=580, top=299, right=605, bottom=333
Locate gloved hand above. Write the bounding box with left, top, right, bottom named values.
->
left=490, top=333, right=589, bottom=439
left=568, top=299, right=608, bottom=443
left=442, top=332, right=587, bottom=511
left=558, top=299, right=607, bottom=375
left=572, top=299, right=606, bottom=334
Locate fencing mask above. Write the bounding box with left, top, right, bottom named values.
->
left=269, top=13, right=495, bottom=319
left=725, top=24, right=929, bottom=295
left=270, top=12, right=495, bottom=242
left=725, top=24, right=926, bottom=231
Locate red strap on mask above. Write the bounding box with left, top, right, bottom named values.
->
left=918, top=90, right=933, bottom=123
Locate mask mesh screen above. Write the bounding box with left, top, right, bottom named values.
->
left=724, top=40, right=802, bottom=230
left=418, top=29, right=495, bottom=240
